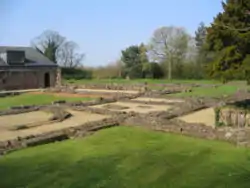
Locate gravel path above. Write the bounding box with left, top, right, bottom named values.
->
left=0, top=110, right=109, bottom=141
left=132, top=97, right=184, bottom=103
left=0, top=111, right=51, bottom=129
left=91, top=101, right=171, bottom=113
left=75, top=89, right=139, bottom=94
left=177, top=108, right=215, bottom=127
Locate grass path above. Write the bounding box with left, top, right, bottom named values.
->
left=0, top=93, right=92, bottom=110
left=1, top=126, right=250, bottom=188
left=170, top=85, right=246, bottom=98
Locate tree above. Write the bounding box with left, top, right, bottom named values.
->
left=206, top=0, right=250, bottom=83
left=150, top=62, right=165, bottom=78
left=57, top=41, right=85, bottom=68
left=121, top=44, right=147, bottom=78
left=149, top=26, right=190, bottom=80
left=193, top=22, right=208, bottom=78
left=195, top=22, right=207, bottom=51
left=32, top=30, right=85, bottom=68
left=31, top=30, right=65, bottom=63
left=139, top=43, right=151, bottom=78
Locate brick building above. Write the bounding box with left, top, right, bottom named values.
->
left=0, top=46, right=61, bottom=90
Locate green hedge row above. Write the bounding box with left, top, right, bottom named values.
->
left=61, top=67, right=92, bottom=80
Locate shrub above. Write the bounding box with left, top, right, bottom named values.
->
left=61, top=67, right=92, bottom=80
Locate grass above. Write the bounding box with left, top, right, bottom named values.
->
left=1, top=126, right=250, bottom=188
left=170, top=85, right=245, bottom=98
left=0, top=93, right=93, bottom=110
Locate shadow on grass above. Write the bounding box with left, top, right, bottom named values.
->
left=1, top=148, right=250, bottom=188
left=0, top=153, right=124, bottom=188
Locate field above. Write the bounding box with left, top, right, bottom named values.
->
left=171, top=85, right=242, bottom=98
left=67, top=79, right=250, bottom=98
left=0, top=93, right=93, bottom=110
left=1, top=126, right=250, bottom=188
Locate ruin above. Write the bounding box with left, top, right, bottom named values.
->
left=1, top=83, right=250, bottom=155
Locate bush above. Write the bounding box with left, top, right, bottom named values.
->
left=61, top=67, right=92, bottom=80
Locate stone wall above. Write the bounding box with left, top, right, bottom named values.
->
left=71, top=83, right=145, bottom=91
left=124, top=111, right=250, bottom=147
left=0, top=68, right=57, bottom=90
left=217, top=107, right=250, bottom=128
left=0, top=92, right=142, bottom=116
left=3, top=90, right=250, bottom=155
left=0, top=116, right=126, bottom=155
left=121, top=96, right=250, bottom=146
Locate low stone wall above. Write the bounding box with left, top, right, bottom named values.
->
left=121, top=96, right=250, bottom=147
left=216, top=107, right=250, bottom=128
left=3, top=89, right=250, bottom=155
left=123, top=112, right=250, bottom=147
left=0, top=97, right=118, bottom=116
left=65, top=82, right=203, bottom=91
left=0, top=115, right=128, bottom=155
left=0, top=90, right=143, bottom=117
left=72, top=104, right=139, bottom=117
left=0, top=107, right=40, bottom=116
left=69, top=83, right=145, bottom=91
left=151, top=99, right=208, bottom=119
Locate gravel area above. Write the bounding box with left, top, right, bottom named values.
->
left=91, top=101, right=171, bottom=113
left=0, top=110, right=109, bottom=141
left=177, top=108, right=215, bottom=127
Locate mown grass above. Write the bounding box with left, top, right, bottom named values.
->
left=0, top=93, right=92, bottom=110
left=171, top=85, right=246, bottom=98
left=1, top=126, right=250, bottom=188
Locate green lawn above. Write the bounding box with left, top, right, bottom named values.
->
left=170, top=85, right=245, bottom=98
left=1, top=126, right=250, bottom=188
left=0, top=93, right=93, bottom=110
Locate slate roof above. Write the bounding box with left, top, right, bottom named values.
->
left=0, top=46, right=58, bottom=67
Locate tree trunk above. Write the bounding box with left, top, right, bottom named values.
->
left=168, top=61, right=172, bottom=80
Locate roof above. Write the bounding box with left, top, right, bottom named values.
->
left=0, top=46, right=58, bottom=67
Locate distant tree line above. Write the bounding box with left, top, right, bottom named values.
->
left=33, top=0, right=250, bottom=83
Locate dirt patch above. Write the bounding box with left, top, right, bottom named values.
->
left=102, top=104, right=129, bottom=110
left=0, top=111, right=52, bottom=129
left=91, top=101, right=171, bottom=114
left=177, top=108, right=215, bottom=127
left=75, top=88, right=139, bottom=94
left=137, top=105, right=152, bottom=109
left=31, top=91, right=113, bottom=99
left=132, top=97, right=184, bottom=103
left=0, top=110, right=109, bottom=141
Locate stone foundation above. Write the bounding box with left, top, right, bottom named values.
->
left=0, top=117, right=124, bottom=155
left=217, top=107, right=250, bottom=127
left=2, top=89, right=250, bottom=156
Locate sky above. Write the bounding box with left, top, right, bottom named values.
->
left=0, top=0, right=223, bottom=67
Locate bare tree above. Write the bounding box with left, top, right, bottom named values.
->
left=31, top=30, right=66, bottom=63
left=149, top=26, right=190, bottom=80
left=57, top=41, right=85, bottom=68
left=31, top=30, right=85, bottom=67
